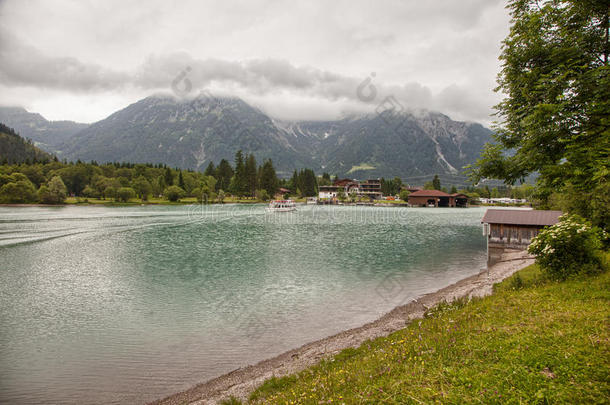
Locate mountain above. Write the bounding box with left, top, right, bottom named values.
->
left=0, top=107, right=89, bottom=153
left=0, top=123, right=54, bottom=164
left=6, top=95, right=493, bottom=180
left=61, top=95, right=316, bottom=176
left=278, top=112, right=492, bottom=181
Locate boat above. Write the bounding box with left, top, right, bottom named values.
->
left=266, top=199, right=297, bottom=212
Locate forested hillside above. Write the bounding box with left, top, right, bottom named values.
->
left=0, top=123, right=53, bottom=164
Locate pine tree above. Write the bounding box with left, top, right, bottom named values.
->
left=204, top=161, right=216, bottom=177
left=259, top=159, right=278, bottom=196
left=216, top=159, right=234, bottom=192
left=432, top=174, right=441, bottom=190
left=245, top=154, right=258, bottom=197
left=232, top=150, right=247, bottom=196
left=164, top=167, right=174, bottom=186
left=178, top=170, right=185, bottom=190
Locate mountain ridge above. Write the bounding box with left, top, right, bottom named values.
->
left=0, top=95, right=492, bottom=180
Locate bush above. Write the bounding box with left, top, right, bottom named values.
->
left=115, top=187, right=136, bottom=202
left=399, top=190, right=410, bottom=201
left=81, top=185, right=99, bottom=199
left=255, top=189, right=270, bottom=201
left=0, top=178, right=38, bottom=203
left=528, top=214, right=606, bottom=280
left=163, top=185, right=185, bottom=202
left=39, top=175, right=67, bottom=204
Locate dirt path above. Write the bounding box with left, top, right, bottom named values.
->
left=151, top=250, right=534, bottom=405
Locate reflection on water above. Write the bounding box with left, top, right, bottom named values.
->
left=0, top=205, right=486, bottom=404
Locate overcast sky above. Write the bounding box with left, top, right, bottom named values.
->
left=0, top=0, right=510, bottom=125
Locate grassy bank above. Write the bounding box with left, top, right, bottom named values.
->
left=240, top=262, right=609, bottom=404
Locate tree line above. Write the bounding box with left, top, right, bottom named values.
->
left=0, top=148, right=324, bottom=204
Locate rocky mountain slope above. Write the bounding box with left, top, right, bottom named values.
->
left=1, top=95, right=493, bottom=179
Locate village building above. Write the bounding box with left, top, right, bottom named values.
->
left=359, top=179, right=382, bottom=199
left=318, top=178, right=376, bottom=201
left=407, top=190, right=468, bottom=207
left=481, top=209, right=562, bottom=266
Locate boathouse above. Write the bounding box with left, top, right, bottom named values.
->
left=481, top=209, right=562, bottom=266
left=407, top=190, right=468, bottom=207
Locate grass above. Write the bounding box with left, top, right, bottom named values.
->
left=245, top=261, right=609, bottom=404
left=347, top=163, right=376, bottom=174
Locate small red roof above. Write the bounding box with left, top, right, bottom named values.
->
left=409, top=189, right=452, bottom=197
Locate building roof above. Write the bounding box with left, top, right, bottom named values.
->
left=481, top=209, right=562, bottom=226
left=333, top=178, right=357, bottom=187
left=408, top=189, right=451, bottom=197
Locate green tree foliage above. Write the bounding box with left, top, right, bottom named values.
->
left=131, top=176, right=152, bottom=201
left=470, top=0, right=610, bottom=228
left=0, top=172, right=37, bottom=203
left=231, top=150, right=249, bottom=196
left=432, top=174, right=441, bottom=191
left=381, top=177, right=403, bottom=196
left=164, top=167, right=174, bottom=186
left=291, top=168, right=317, bottom=197
left=245, top=153, right=258, bottom=197
left=204, top=161, right=216, bottom=177
left=116, top=187, right=136, bottom=202
left=39, top=176, right=67, bottom=204
left=255, top=189, right=270, bottom=201
left=528, top=214, right=607, bottom=280
left=259, top=159, right=279, bottom=196
left=399, top=189, right=410, bottom=201
left=178, top=170, right=186, bottom=190
left=215, top=159, right=234, bottom=192
left=81, top=185, right=99, bottom=198
left=163, top=185, right=185, bottom=202
left=0, top=123, right=52, bottom=164
left=217, top=189, right=226, bottom=203
left=0, top=161, right=214, bottom=203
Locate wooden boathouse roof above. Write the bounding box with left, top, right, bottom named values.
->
left=481, top=209, right=562, bottom=226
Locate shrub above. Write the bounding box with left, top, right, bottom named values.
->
left=163, top=185, right=185, bottom=202
left=39, top=175, right=67, bottom=204
left=0, top=177, right=38, bottom=203
left=115, top=187, right=136, bottom=202
left=255, top=189, right=269, bottom=201
left=528, top=214, right=606, bottom=280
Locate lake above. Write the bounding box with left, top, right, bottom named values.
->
left=0, top=204, right=487, bottom=404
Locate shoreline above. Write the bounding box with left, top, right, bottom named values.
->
left=151, top=250, right=534, bottom=405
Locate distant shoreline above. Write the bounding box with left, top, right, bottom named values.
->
left=150, top=251, right=534, bottom=405
left=0, top=201, right=530, bottom=208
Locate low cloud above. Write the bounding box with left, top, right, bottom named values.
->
left=0, top=0, right=508, bottom=124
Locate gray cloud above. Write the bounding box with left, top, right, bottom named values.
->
left=0, top=0, right=509, bottom=124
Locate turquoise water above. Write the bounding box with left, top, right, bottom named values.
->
left=0, top=205, right=487, bottom=404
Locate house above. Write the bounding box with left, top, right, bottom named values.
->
left=333, top=178, right=360, bottom=195
left=359, top=179, right=382, bottom=200
left=318, top=179, right=362, bottom=200
left=481, top=209, right=562, bottom=266
left=318, top=185, right=340, bottom=199
left=273, top=187, right=291, bottom=199
left=407, top=190, right=468, bottom=207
